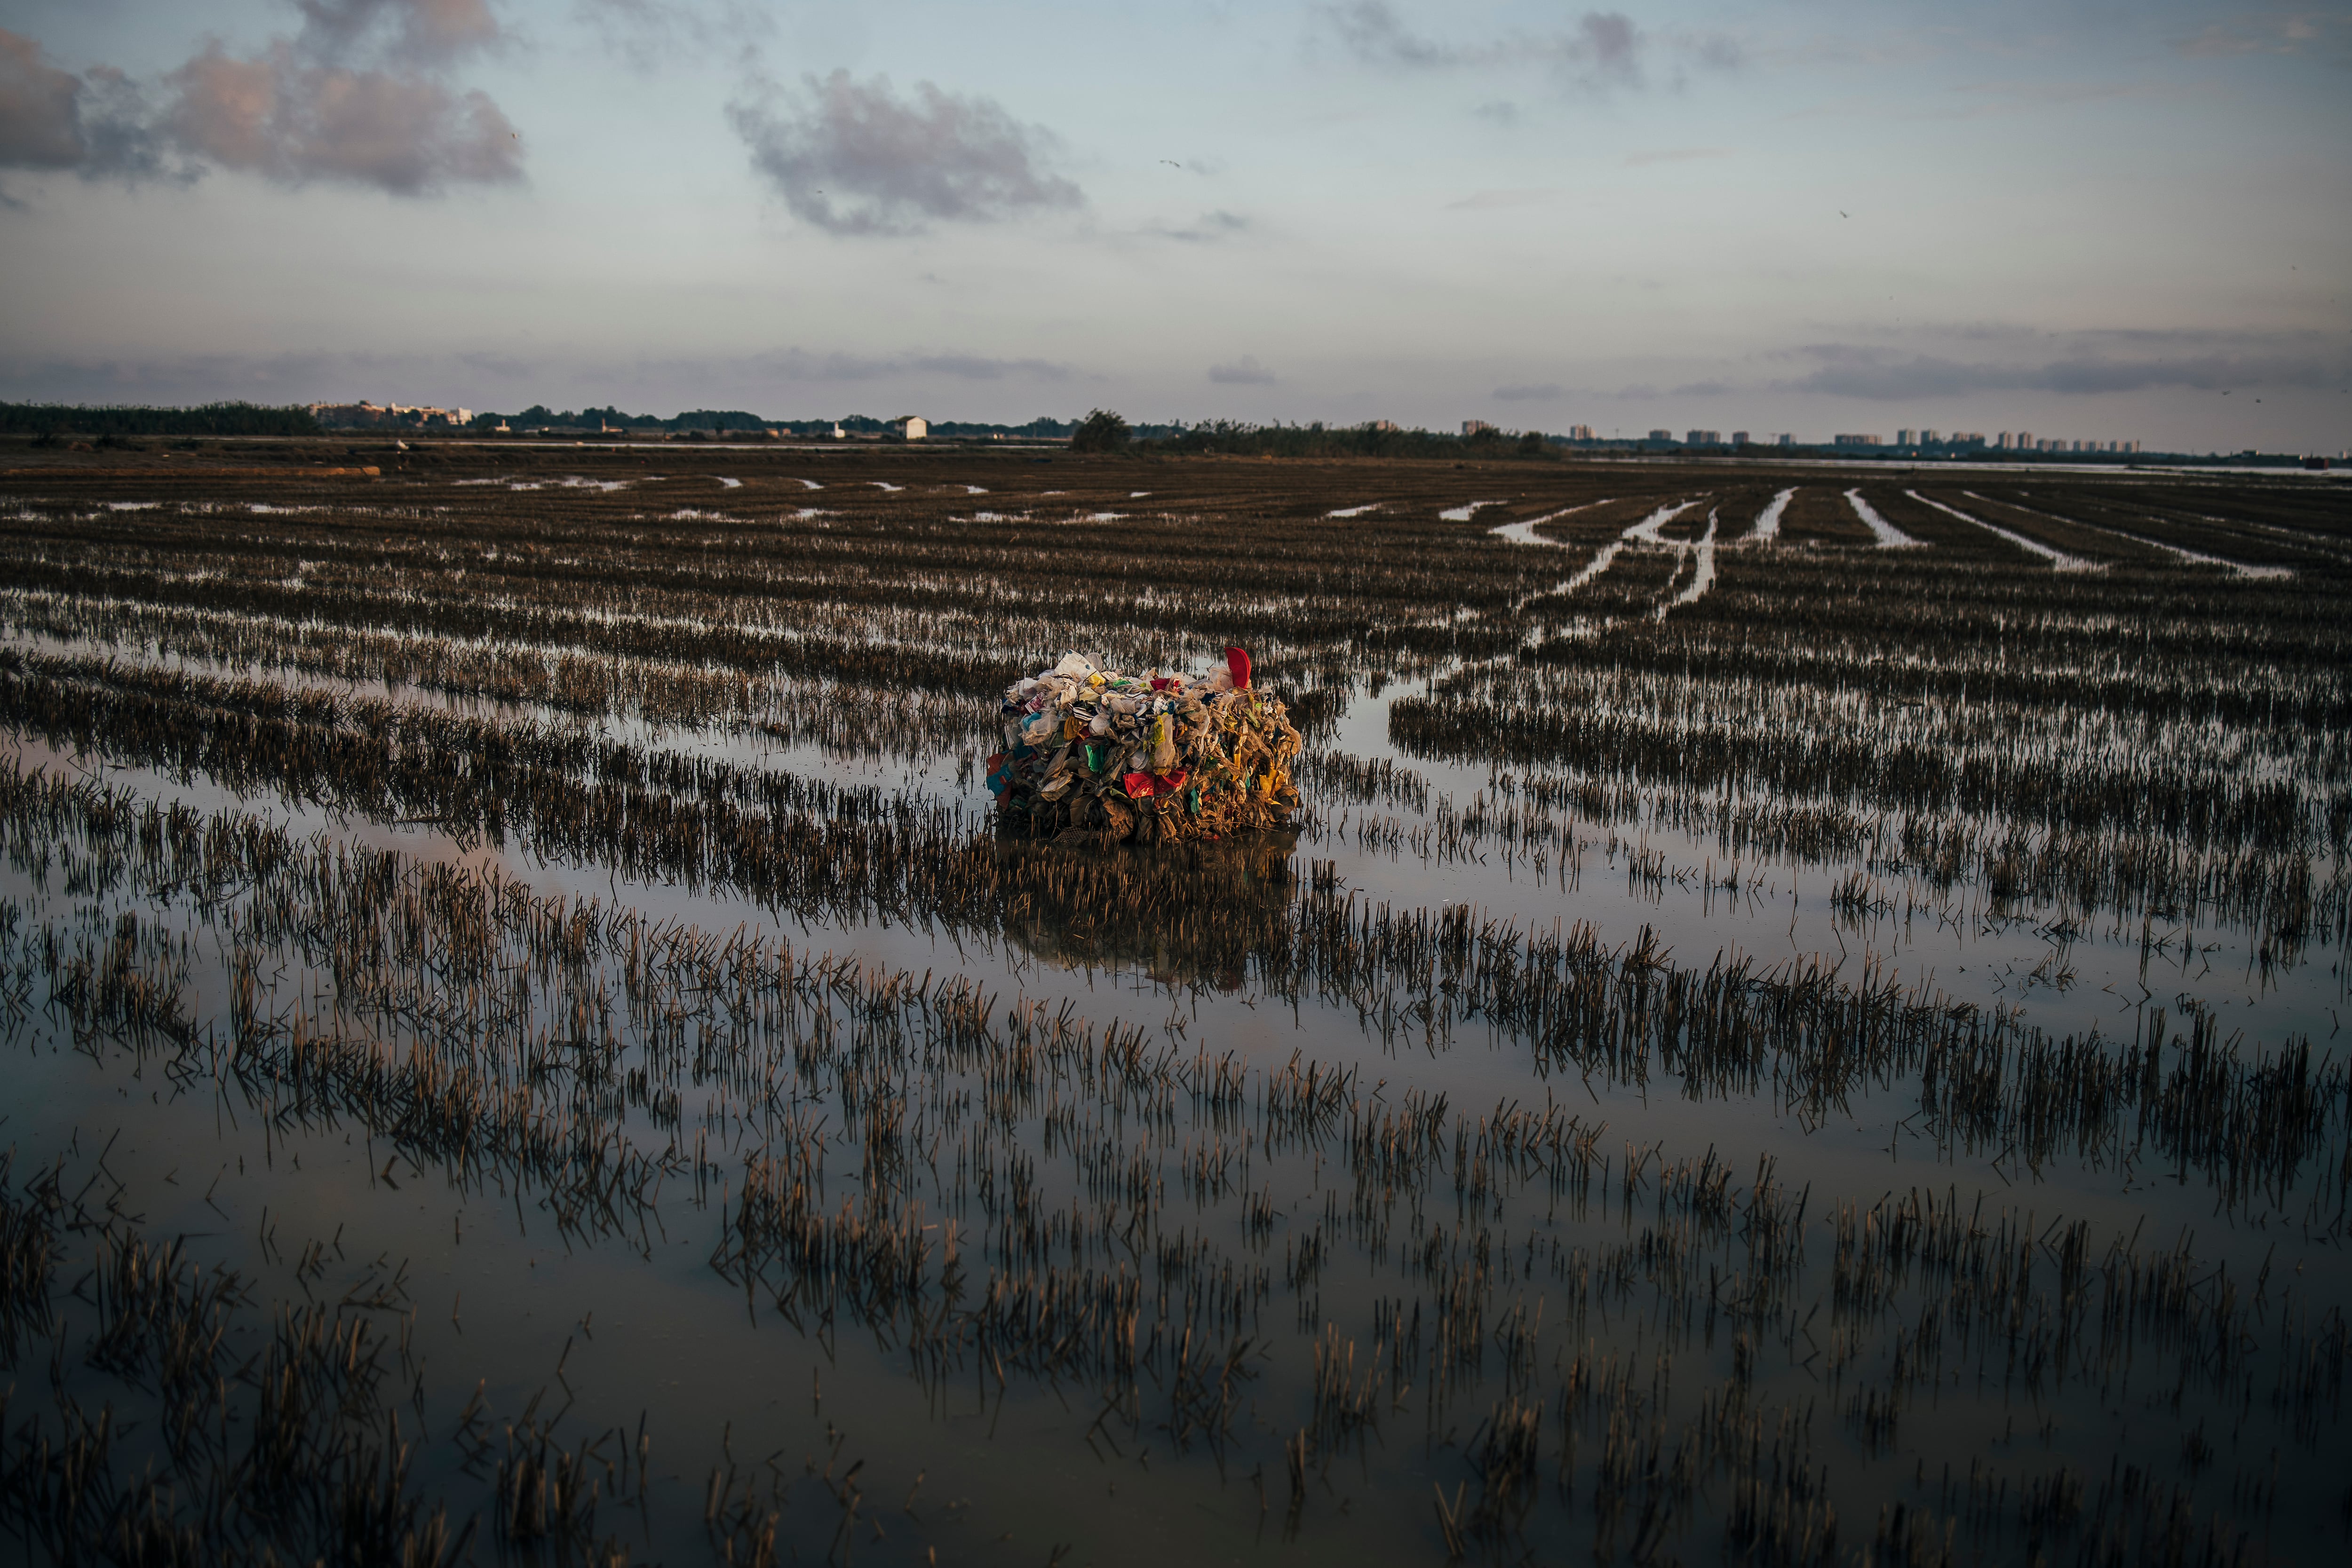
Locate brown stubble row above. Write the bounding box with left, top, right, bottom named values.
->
left=10, top=625, right=2341, bottom=958
left=6, top=454, right=2348, bottom=957
left=6, top=455, right=2347, bottom=946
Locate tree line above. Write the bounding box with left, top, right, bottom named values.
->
left=0, top=402, right=324, bottom=437
left=1078, top=412, right=1557, bottom=459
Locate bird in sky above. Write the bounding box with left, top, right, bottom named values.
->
left=1839, top=210, right=1849, bottom=217
left=1161, top=159, right=1183, bottom=168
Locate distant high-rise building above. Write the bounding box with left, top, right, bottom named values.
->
left=1897, top=429, right=1916, bottom=446
left=1647, top=428, right=1673, bottom=442
left=1567, top=424, right=1594, bottom=441
left=1995, top=432, right=2013, bottom=449
left=1775, top=434, right=1794, bottom=447
left=1462, top=420, right=1495, bottom=436
left=1731, top=430, right=1749, bottom=445
left=2014, top=430, right=2034, bottom=451
left=1832, top=434, right=1883, bottom=447
left=1686, top=429, right=1722, bottom=446
left=1920, top=428, right=1940, bottom=445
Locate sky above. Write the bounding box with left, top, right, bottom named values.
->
left=0, top=0, right=2347, bottom=450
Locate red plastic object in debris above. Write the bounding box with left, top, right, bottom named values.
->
left=1225, top=647, right=1252, bottom=689
left=1122, top=771, right=1157, bottom=798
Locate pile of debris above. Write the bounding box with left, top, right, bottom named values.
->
left=987, top=647, right=1302, bottom=845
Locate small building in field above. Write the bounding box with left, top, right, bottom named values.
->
left=899, top=416, right=929, bottom=441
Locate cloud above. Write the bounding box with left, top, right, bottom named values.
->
left=1472, top=100, right=1520, bottom=128
left=729, top=70, right=1082, bottom=235
left=1674, top=30, right=1744, bottom=72
left=1320, top=7, right=1733, bottom=93
left=1152, top=209, right=1250, bottom=243
left=1778, top=340, right=2349, bottom=399
left=294, top=0, right=501, bottom=66
left=165, top=43, right=521, bottom=194
left=0, top=5, right=520, bottom=196
left=739, top=348, right=1074, bottom=382
left=1561, top=11, right=1641, bottom=87
left=904, top=352, right=1070, bottom=381
left=0, top=29, right=83, bottom=169
left=1208, top=356, right=1276, bottom=385
left=0, top=29, right=170, bottom=179
left=1623, top=146, right=1727, bottom=167
left=1324, top=2, right=1455, bottom=68
left=2173, top=11, right=2350, bottom=62
left=0, top=347, right=427, bottom=404
left=576, top=0, right=775, bottom=71
left=1493, top=383, right=1565, bottom=401
left=0, top=345, right=1080, bottom=407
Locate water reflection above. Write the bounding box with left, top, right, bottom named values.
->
left=995, top=829, right=1299, bottom=990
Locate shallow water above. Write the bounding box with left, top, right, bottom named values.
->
left=1, top=459, right=2344, bottom=1566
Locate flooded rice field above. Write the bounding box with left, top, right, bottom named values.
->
left=0, top=442, right=2346, bottom=1565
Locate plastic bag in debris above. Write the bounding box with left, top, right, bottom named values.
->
left=988, top=646, right=1302, bottom=847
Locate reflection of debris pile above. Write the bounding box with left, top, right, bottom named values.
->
left=988, top=648, right=1302, bottom=845
left=996, top=830, right=1299, bottom=990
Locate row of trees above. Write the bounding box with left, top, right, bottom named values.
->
left=4, top=401, right=1556, bottom=458
left=0, top=402, right=324, bottom=437
left=1074, top=412, right=1555, bottom=459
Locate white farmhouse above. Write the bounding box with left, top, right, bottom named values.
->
left=899, top=416, right=929, bottom=441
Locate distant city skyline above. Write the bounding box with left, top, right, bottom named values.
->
left=0, top=1, right=2345, bottom=451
